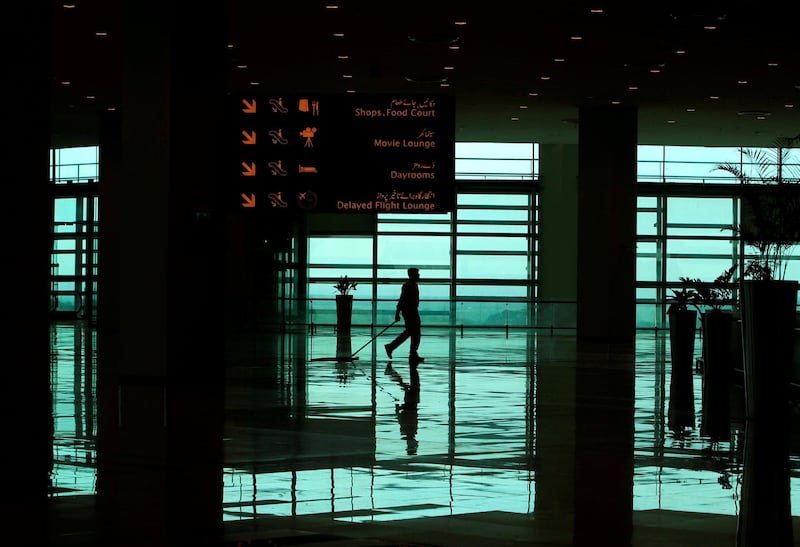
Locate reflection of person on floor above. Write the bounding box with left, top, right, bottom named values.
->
left=386, top=361, right=420, bottom=455
left=385, top=267, right=424, bottom=362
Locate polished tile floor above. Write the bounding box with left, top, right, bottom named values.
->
left=48, top=322, right=800, bottom=545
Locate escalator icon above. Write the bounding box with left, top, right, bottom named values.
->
left=269, top=98, right=289, bottom=113
left=268, top=161, right=288, bottom=176
left=268, top=129, right=288, bottom=145
left=267, top=192, right=288, bottom=208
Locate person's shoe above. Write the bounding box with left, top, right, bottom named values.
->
left=410, top=353, right=424, bottom=363
left=384, top=344, right=393, bottom=359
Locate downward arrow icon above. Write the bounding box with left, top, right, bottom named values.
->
left=241, top=130, right=256, bottom=145
left=241, top=162, right=256, bottom=176
left=241, top=193, right=256, bottom=207
left=241, top=99, right=257, bottom=114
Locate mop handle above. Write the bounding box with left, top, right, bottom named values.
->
left=351, top=320, right=398, bottom=357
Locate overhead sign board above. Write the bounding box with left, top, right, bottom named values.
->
left=231, top=93, right=455, bottom=214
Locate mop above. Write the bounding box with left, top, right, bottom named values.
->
left=309, top=320, right=398, bottom=362
left=349, top=320, right=398, bottom=359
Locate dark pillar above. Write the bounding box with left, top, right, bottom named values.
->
left=574, top=105, right=637, bottom=546
left=577, top=105, right=637, bottom=344
left=2, top=3, right=52, bottom=546
left=97, top=3, right=227, bottom=545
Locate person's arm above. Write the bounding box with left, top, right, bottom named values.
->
left=395, top=283, right=406, bottom=321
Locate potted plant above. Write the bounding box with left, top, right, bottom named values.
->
left=715, top=139, right=800, bottom=417
left=715, top=137, right=800, bottom=546
left=715, top=138, right=800, bottom=422
left=334, top=275, right=358, bottom=296
left=716, top=135, right=800, bottom=283
left=690, top=265, right=737, bottom=441
left=334, top=275, right=357, bottom=326
left=333, top=275, right=358, bottom=326
left=666, top=277, right=699, bottom=434
left=334, top=276, right=357, bottom=359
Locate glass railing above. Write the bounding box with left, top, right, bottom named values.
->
left=296, top=297, right=577, bottom=334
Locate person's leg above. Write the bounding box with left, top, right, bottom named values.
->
left=406, top=311, right=422, bottom=359
left=385, top=329, right=410, bottom=358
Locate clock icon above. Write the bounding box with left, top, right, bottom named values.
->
left=297, top=190, right=318, bottom=210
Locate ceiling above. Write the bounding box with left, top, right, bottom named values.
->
left=52, top=1, right=800, bottom=148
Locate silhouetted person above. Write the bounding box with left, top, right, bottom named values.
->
left=385, top=267, right=424, bottom=362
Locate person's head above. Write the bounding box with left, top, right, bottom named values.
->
left=408, top=267, right=420, bottom=280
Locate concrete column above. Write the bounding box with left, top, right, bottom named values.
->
left=574, top=105, right=637, bottom=546
left=97, top=3, right=227, bottom=545
left=577, top=105, right=637, bottom=344
left=2, top=3, right=52, bottom=545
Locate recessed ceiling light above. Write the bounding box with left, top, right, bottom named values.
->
left=325, top=4, right=339, bottom=8
left=107, top=107, right=116, bottom=112
left=590, top=8, right=603, bottom=14
left=667, top=120, right=676, bottom=124
left=444, top=65, right=455, bottom=70
left=60, top=80, right=71, bottom=86
left=236, top=64, right=247, bottom=69
left=85, top=95, right=95, bottom=100
left=738, top=110, right=771, bottom=117
left=337, top=55, right=349, bottom=60
left=227, top=44, right=234, bottom=48
left=409, top=34, right=461, bottom=45
left=554, top=58, right=565, bottom=62
left=704, top=25, right=717, bottom=31
left=95, top=31, right=108, bottom=37
left=649, top=68, right=661, bottom=74
left=709, top=95, right=719, bottom=100
left=346, top=89, right=356, bottom=93
left=768, top=62, right=779, bottom=67
left=511, top=116, right=519, bottom=121
left=519, top=105, right=528, bottom=109
left=342, top=74, right=352, bottom=78
left=785, top=104, right=795, bottom=108
left=737, top=80, right=748, bottom=85
left=249, top=81, right=260, bottom=86
left=540, top=75, right=551, bottom=80
left=332, top=32, right=345, bottom=37
left=440, top=82, right=450, bottom=87
left=570, top=35, right=583, bottom=40
left=405, top=75, right=448, bottom=83
left=448, top=45, right=460, bottom=50
left=628, top=85, right=639, bottom=90
left=675, top=49, right=687, bottom=55
left=454, top=20, right=467, bottom=26
left=63, top=3, right=76, bottom=8
left=686, top=108, right=696, bottom=112
left=611, top=100, right=621, bottom=105
left=528, top=92, right=539, bottom=97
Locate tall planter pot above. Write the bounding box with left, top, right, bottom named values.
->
left=699, top=310, right=733, bottom=441
left=737, top=279, right=797, bottom=547
left=335, top=294, right=353, bottom=359
left=335, top=294, right=353, bottom=332
left=667, top=308, right=697, bottom=433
